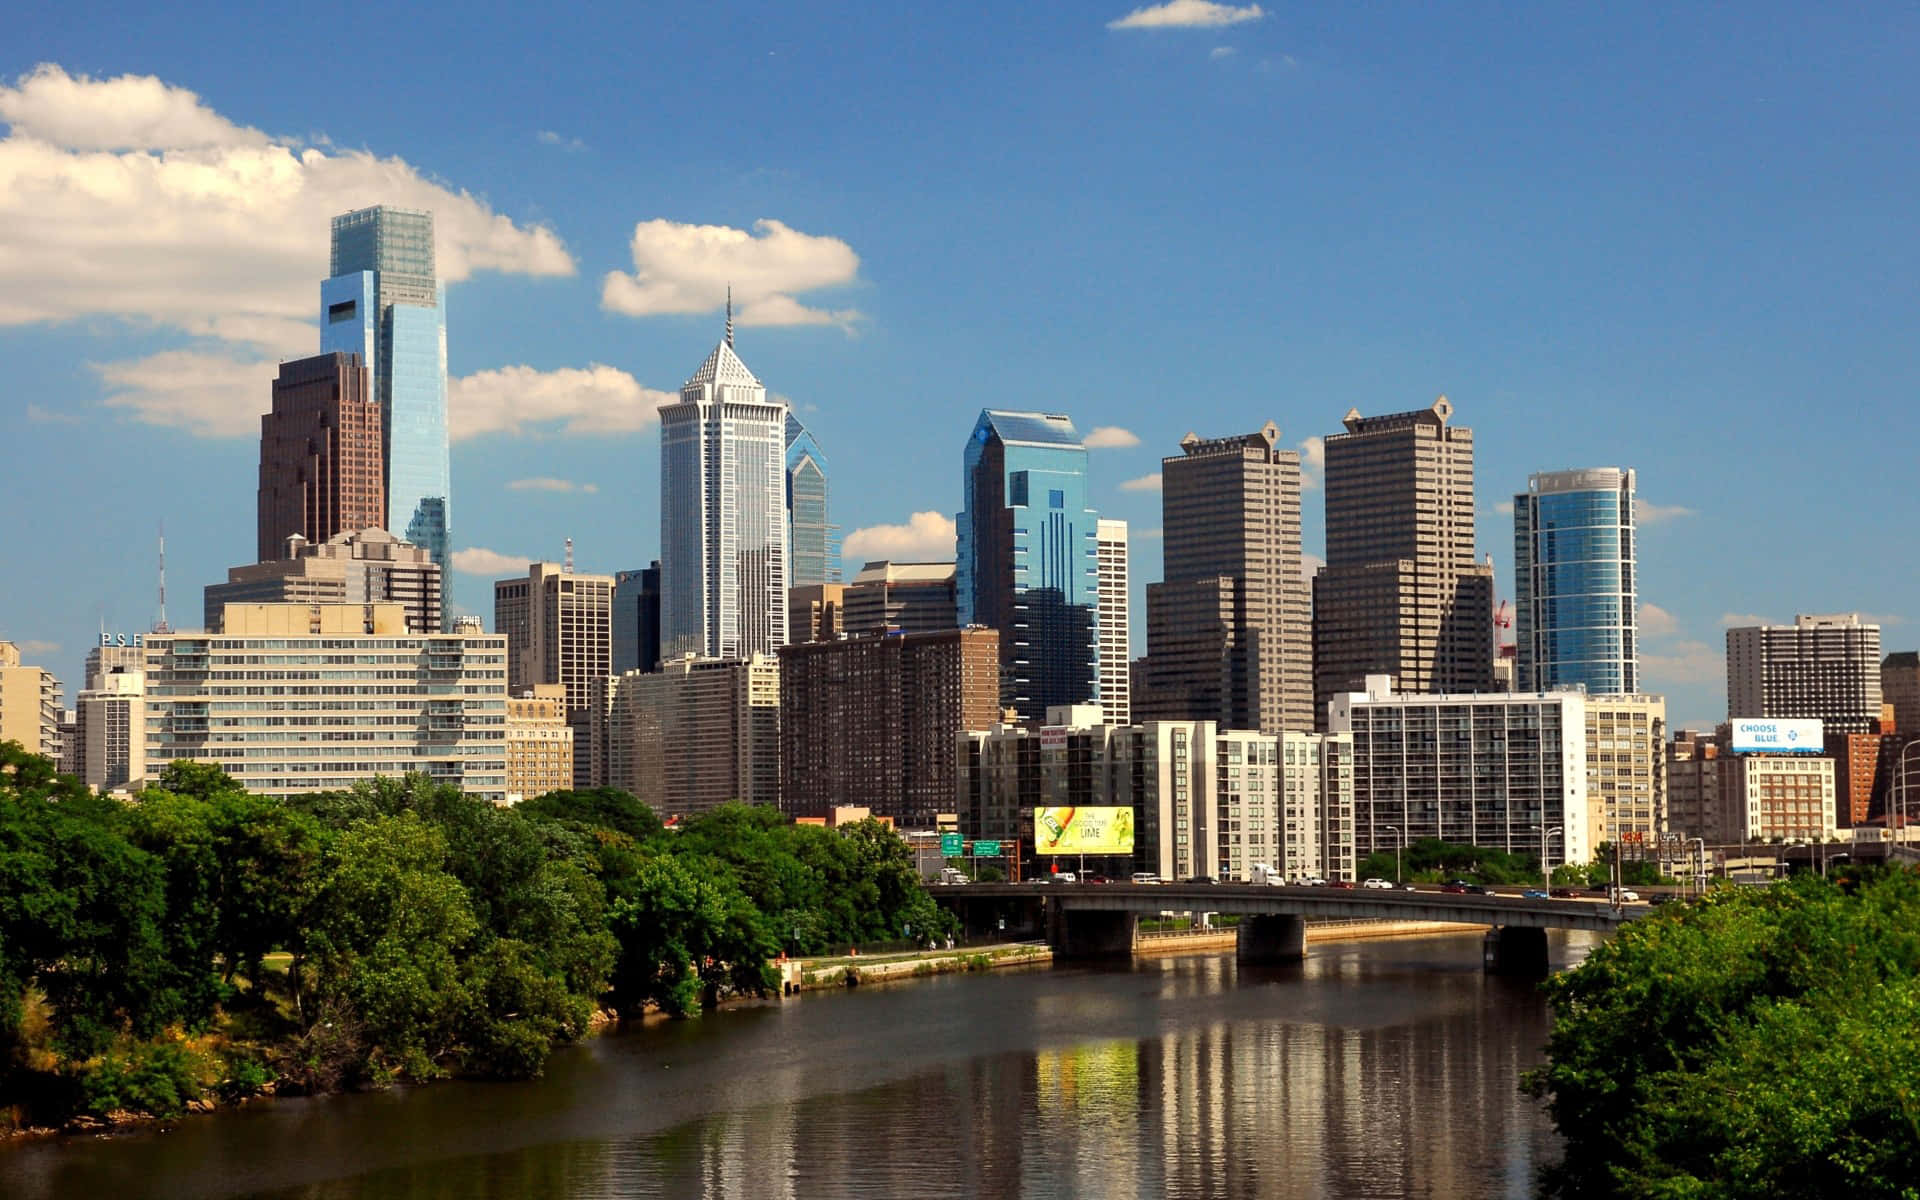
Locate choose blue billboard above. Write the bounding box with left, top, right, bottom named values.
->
left=1729, top=718, right=1824, bottom=754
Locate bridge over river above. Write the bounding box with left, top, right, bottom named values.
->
left=934, top=882, right=1652, bottom=974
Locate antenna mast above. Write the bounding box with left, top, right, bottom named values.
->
left=152, top=523, right=171, bottom=634
left=564, top=537, right=574, bottom=574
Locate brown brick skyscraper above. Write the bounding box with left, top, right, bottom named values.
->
left=258, top=352, right=383, bottom=562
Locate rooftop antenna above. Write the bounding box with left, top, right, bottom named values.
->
left=152, top=522, right=171, bottom=634
left=564, top=537, right=574, bottom=574
left=725, top=284, right=734, bottom=348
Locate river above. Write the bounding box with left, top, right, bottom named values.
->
left=3, top=931, right=1594, bottom=1199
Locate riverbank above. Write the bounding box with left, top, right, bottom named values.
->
left=781, top=941, right=1053, bottom=991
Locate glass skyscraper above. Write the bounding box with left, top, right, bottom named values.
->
left=1513, top=467, right=1638, bottom=694
left=957, top=410, right=1100, bottom=721
left=658, top=322, right=790, bottom=660
left=319, top=207, right=450, bottom=616
left=785, top=414, right=838, bottom=588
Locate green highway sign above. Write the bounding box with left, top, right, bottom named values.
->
left=940, top=833, right=963, bottom=856
left=974, top=840, right=1001, bottom=856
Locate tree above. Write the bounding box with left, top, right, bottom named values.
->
left=518, top=787, right=664, bottom=843
left=605, top=852, right=774, bottom=1018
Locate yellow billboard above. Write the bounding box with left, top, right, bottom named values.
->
left=1034, top=806, right=1134, bottom=855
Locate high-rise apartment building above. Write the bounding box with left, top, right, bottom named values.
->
left=659, top=318, right=790, bottom=660
left=493, top=562, right=613, bottom=788
left=1665, top=731, right=1724, bottom=843
left=1881, top=651, right=1918, bottom=733
left=320, top=206, right=451, bottom=599
left=0, top=640, right=62, bottom=761
left=787, top=583, right=846, bottom=644
left=1095, top=519, right=1131, bottom=725
left=1582, top=693, right=1666, bottom=846
left=957, top=410, right=1100, bottom=722
left=780, top=628, right=999, bottom=827
left=612, top=563, right=662, bottom=675
left=257, top=352, right=384, bottom=563
left=143, top=604, right=506, bottom=801
left=1314, top=398, right=1494, bottom=724
left=602, top=655, right=781, bottom=816
left=1726, top=614, right=1883, bottom=734
left=76, top=667, right=145, bottom=792
left=1137, top=424, right=1310, bottom=733
left=211, top=528, right=442, bottom=635
left=505, top=684, right=574, bottom=804
left=785, top=414, right=838, bottom=589
left=1514, top=467, right=1638, bottom=694
left=841, top=561, right=959, bottom=635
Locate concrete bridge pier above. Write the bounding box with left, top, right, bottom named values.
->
left=1046, top=905, right=1138, bottom=959
left=1236, top=915, right=1306, bottom=965
left=1483, top=925, right=1550, bottom=976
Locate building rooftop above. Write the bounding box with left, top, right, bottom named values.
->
left=851, top=560, right=957, bottom=586
left=979, top=410, right=1082, bottom=448
left=684, top=338, right=763, bottom=391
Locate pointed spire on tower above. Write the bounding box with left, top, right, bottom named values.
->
left=725, top=285, right=734, bottom=348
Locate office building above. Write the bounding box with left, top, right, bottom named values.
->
left=957, top=410, right=1100, bottom=721
left=210, top=528, right=442, bottom=635
left=1882, top=651, right=1918, bottom=734
left=1327, top=676, right=1592, bottom=870
left=257, top=352, right=384, bottom=563
left=1137, top=423, right=1310, bottom=733
left=788, top=583, right=846, bottom=644
left=494, top=562, right=613, bottom=787
left=659, top=315, right=790, bottom=660
left=1828, top=729, right=1892, bottom=828
left=1583, top=693, right=1666, bottom=846
left=780, top=628, right=999, bottom=827
left=786, top=414, right=838, bottom=589
left=142, top=604, right=506, bottom=801
left=1314, top=398, right=1495, bottom=723
left=85, top=641, right=148, bottom=690
left=505, top=684, right=573, bottom=804
left=1727, top=614, right=1883, bottom=734
left=0, top=640, right=62, bottom=761
left=320, top=206, right=451, bottom=590
left=612, top=564, right=662, bottom=675
left=842, top=561, right=959, bottom=635
left=1513, top=467, right=1638, bottom=694
left=77, top=667, right=145, bottom=792
left=1721, top=755, right=1837, bottom=842
left=1095, top=520, right=1131, bottom=725
left=1665, top=731, right=1724, bottom=843
left=55, top=710, right=80, bottom=777
left=602, top=655, right=781, bottom=816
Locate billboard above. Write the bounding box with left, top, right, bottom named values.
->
left=1034, top=806, right=1134, bottom=855
left=1729, top=718, right=1824, bottom=754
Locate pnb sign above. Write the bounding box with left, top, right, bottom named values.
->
left=1730, top=718, right=1824, bottom=754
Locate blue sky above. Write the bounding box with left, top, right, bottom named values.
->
left=2, top=1, right=1915, bottom=729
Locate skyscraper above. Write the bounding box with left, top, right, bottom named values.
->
left=956, top=410, right=1101, bottom=722
left=785, top=414, right=838, bottom=589
left=257, top=352, right=383, bottom=562
left=320, top=206, right=451, bottom=607
left=494, top=562, right=614, bottom=788
left=1727, top=614, right=1883, bottom=734
left=1095, top=519, right=1131, bottom=725
left=1313, top=397, right=1494, bottom=724
left=612, top=563, right=661, bottom=675
left=842, top=561, right=957, bottom=635
left=1513, top=467, right=1638, bottom=694
left=212, top=528, right=441, bottom=635
left=1136, top=423, right=1311, bottom=733
left=658, top=313, right=791, bottom=660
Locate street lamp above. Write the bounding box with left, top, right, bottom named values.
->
left=1688, top=837, right=1705, bottom=898
left=1383, top=824, right=1402, bottom=883
left=1533, top=825, right=1562, bottom=892
left=1895, top=741, right=1920, bottom=848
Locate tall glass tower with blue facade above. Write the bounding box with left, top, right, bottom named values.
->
left=785, top=414, right=838, bottom=588
left=320, top=207, right=450, bottom=619
left=958, top=410, right=1101, bottom=721
left=1514, top=467, right=1638, bottom=694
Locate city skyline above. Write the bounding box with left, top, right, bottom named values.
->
left=3, top=5, right=1918, bottom=731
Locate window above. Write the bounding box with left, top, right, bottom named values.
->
left=1049, top=489, right=1065, bottom=509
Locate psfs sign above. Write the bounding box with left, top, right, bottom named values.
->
left=98, top=633, right=146, bottom=647
left=1730, top=718, right=1824, bottom=754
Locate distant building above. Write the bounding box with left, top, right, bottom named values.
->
left=788, top=583, right=846, bottom=644
left=1583, top=693, right=1666, bottom=847
left=1882, top=651, right=1918, bottom=734
left=779, top=628, right=999, bottom=828
left=1665, top=730, right=1724, bottom=843
left=842, top=561, right=958, bottom=635
left=505, top=684, right=573, bottom=805
left=494, top=562, right=613, bottom=788
left=957, top=410, right=1100, bottom=721
left=1514, top=467, right=1638, bottom=694
left=602, top=655, right=781, bottom=817
left=0, top=640, right=62, bottom=762
left=1721, top=755, right=1837, bottom=843
left=612, top=564, right=662, bottom=675
left=1314, top=398, right=1495, bottom=724
left=209, top=528, right=442, bottom=635
left=786, top=414, right=839, bottom=588
left=77, top=667, right=145, bottom=792
left=1727, top=613, right=1883, bottom=734
left=142, top=604, right=506, bottom=801
left=256, top=352, right=384, bottom=563
left=84, top=643, right=147, bottom=691
left=56, top=709, right=80, bottom=777
left=1095, top=520, right=1131, bottom=725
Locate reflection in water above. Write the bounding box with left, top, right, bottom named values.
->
left=2, top=934, right=1585, bottom=1199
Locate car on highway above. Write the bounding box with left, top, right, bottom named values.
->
left=1362, top=877, right=1395, bottom=890
left=1183, top=874, right=1219, bottom=885
left=1328, top=880, right=1356, bottom=889
left=1521, top=888, right=1549, bottom=899
left=1130, top=872, right=1162, bottom=885
left=1549, top=887, right=1582, bottom=898
left=1610, top=887, right=1641, bottom=903
left=1439, top=880, right=1473, bottom=894
left=1056, top=872, right=1078, bottom=884
left=1304, top=876, right=1329, bottom=887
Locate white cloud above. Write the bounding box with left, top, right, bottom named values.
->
left=843, top=511, right=956, bottom=562
left=1636, top=499, right=1695, bottom=525
left=93, top=349, right=271, bottom=437
left=535, top=130, right=587, bottom=152
left=1297, top=435, right=1323, bottom=488
left=1638, top=602, right=1680, bottom=639
left=12, top=639, right=60, bottom=657
left=1210, top=46, right=1237, bottom=59
left=1301, top=552, right=1325, bottom=582
left=1109, top=1, right=1265, bottom=30
left=507, top=477, right=599, bottom=494
left=1084, top=425, right=1141, bottom=449
left=0, top=64, right=574, bottom=383
left=450, top=363, right=673, bottom=441
left=601, top=218, right=861, bottom=329
left=1493, top=500, right=1515, bottom=516
left=1719, top=612, right=1774, bottom=628
left=451, top=547, right=531, bottom=577
left=1639, top=640, right=1724, bottom=687
left=1120, top=472, right=1163, bottom=492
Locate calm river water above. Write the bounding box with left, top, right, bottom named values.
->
left=4, top=931, right=1595, bottom=1199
